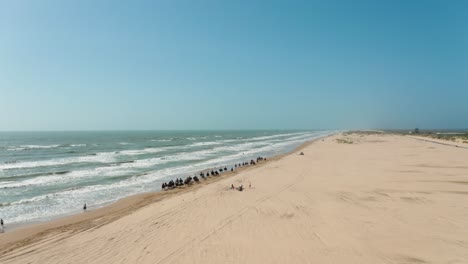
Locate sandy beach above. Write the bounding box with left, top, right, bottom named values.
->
left=1, top=132, right=468, bottom=263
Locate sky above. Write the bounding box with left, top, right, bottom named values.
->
left=0, top=0, right=467, bottom=131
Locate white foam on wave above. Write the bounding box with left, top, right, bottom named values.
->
left=149, top=139, right=171, bottom=142
left=189, top=141, right=222, bottom=147
left=123, top=148, right=217, bottom=169
left=118, top=147, right=168, bottom=156
left=265, top=132, right=319, bottom=144
left=217, top=139, right=239, bottom=143
left=213, top=132, right=307, bottom=145
left=5, top=194, right=52, bottom=207
left=7, top=144, right=61, bottom=151
left=0, top=147, right=220, bottom=189
left=0, top=152, right=117, bottom=170
left=211, top=141, right=269, bottom=153
left=245, top=132, right=308, bottom=142
left=118, top=143, right=205, bottom=156
left=0, top=165, right=135, bottom=189
left=7, top=143, right=89, bottom=151
left=0, top=142, right=212, bottom=171
left=70, top=144, right=87, bottom=147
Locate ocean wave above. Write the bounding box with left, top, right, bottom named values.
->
left=189, top=141, right=222, bottom=147
left=7, top=144, right=61, bottom=151
left=213, top=132, right=307, bottom=145
left=0, top=166, right=134, bottom=189
left=0, top=152, right=117, bottom=170
left=0, top=170, right=70, bottom=181
left=2, top=194, right=52, bottom=207
left=118, top=147, right=168, bottom=156
left=149, top=139, right=171, bottom=142
left=0, top=132, right=320, bottom=171
left=244, top=132, right=308, bottom=142
left=211, top=141, right=269, bottom=153
left=0, top=148, right=218, bottom=189
left=70, top=144, right=87, bottom=147
left=7, top=143, right=87, bottom=151
left=0, top=145, right=184, bottom=171
left=218, top=138, right=240, bottom=143
left=265, top=133, right=317, bottom=143
left=0, top=202, right=11, bottom=207
left=131, top=149, right=215, bottom=167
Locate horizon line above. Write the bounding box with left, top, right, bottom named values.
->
left=0, top=128, right=467, bottom=133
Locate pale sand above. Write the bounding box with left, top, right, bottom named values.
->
left=408, top=135, right=468, bottom=149
left=1, top=133, right=468, bottom=263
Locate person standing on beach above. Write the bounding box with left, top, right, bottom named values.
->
left=83, top=203, right=87, bottom=211
left=1, top=218, right=3, bottom=227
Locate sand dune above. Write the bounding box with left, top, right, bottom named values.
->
left=1, top=133, right=468, bottom=263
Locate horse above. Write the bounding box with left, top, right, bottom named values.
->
left=184, top=176, right=193, bottom=185
left=168, top=180, right=174, bottom=188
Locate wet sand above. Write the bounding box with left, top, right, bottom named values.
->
left=1, top=133, right=468, bottom=263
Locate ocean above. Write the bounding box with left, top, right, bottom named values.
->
left=0, top=130, right=332, bottom=225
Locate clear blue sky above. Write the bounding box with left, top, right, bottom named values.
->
left=1, top=0, right=467, bottom=131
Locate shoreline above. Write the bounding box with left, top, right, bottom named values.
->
left=2, top=132, right=468, bottom=263
left=0, top=134, right=331, bottom=252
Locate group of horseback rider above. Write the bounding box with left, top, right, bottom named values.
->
left=161, top=157, right=266, bottom=190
